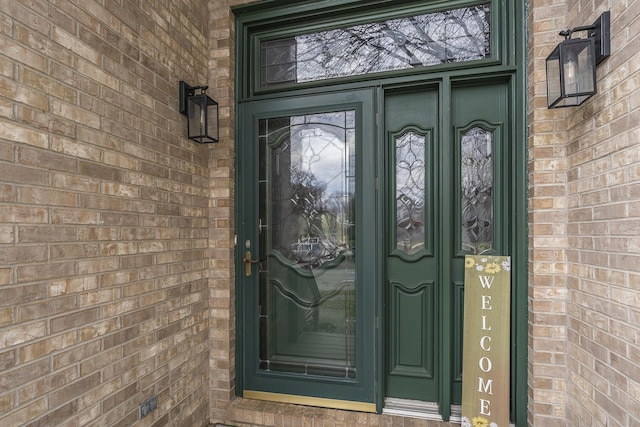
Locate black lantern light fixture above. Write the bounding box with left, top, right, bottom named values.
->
left=546, top=11, right=610, bottom=109
left=179, top=81, right=219, bottom=143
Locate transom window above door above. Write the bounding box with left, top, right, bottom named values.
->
left=259, top=3, right=492, bottom=87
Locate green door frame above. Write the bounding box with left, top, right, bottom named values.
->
left=233, top=0, right=528, bottom=424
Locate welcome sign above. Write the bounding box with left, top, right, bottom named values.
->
left=461, top=255, right=511, bottom=427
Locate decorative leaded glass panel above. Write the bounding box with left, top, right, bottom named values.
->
left=261, top=38, right=297, bottom=86
left=260, top=4, right=491, bottom=86
left=395, top=131, right=426, bottom=254
left=258, top=111, right=357, bottom=379
left=460, top=127, right=493, bottom=254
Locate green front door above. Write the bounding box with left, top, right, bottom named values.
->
left=238, top=89, right=377, bottom=408
left=383, top=80, right=511, bottom=413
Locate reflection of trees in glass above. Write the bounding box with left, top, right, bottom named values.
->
left=461, top=127, right=493, bottom=254
left=261, top=4, right=491, bottom=86
left=395, top=131, right=426, bottom=254
left=290, top=166, right=328, bottom=236
left=269, top=112, right=355, bottom=267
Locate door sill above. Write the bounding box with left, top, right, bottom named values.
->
left=382, top=398, right=462, bottom=422
left=243, top=390, right=376, bottom=413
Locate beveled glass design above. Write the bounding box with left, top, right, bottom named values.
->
left=395, top=131, right=426, bottom=254
left=460, top=127, right=493, bottom=254
left=260, top=4, right=491, bottom=86
left=258, top=111, right=357, bottom=379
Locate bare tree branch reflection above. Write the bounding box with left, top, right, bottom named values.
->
left=261, top=4, right=491, bottom=86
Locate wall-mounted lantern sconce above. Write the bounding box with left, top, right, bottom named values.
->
left=546, top=11, right=610, bottom=108
left=179, top=81, right=219, bottom=143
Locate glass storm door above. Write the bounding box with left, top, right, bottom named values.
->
left=383, top=81, right=510, bottom=415
left=238, top=90, right=376, bottom=406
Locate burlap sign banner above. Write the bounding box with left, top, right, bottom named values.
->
left=461, top=255, right=511, bottom=427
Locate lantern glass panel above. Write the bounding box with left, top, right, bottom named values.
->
left=546, top=46, right=561, bottom=107
left=562, top=39, right=595, bottom=97
left=187, top=96, right=204, bottom=139
left=206, top=99, right=218, bottom=142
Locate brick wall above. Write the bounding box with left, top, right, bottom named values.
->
left=528, top=0, right=640, bottom=425
left=527, top=0, right=570, bottom=424
left=207, top=0, right=252, bottom=422
left=0, top=1, right=211, bottom=426
left=564, top=1, right=640, bottom=426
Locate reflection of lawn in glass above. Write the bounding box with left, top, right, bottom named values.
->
left=317, top=288, right=355, bottom=334
left=273, top=257, right=356, bottom=368
left=274, top=330, right=355, bottom=363
left=312, top=258, right=355, bottom=338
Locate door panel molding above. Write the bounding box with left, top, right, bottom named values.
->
left=388, top=280, right=435, bottom=379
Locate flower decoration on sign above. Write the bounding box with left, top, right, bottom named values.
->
left=484, top=262, right=501, bottom=274
left=472, top=417, right=490, bottom=427
left=461, top=416, right=498, bottom=427
left=465, top=256, right=511, bottom=274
